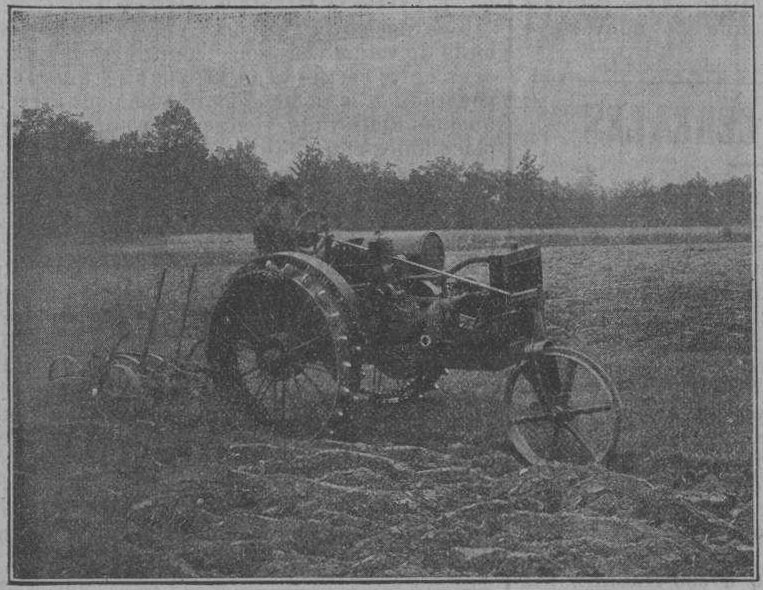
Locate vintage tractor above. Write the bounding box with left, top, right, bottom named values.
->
left=206, top=213, right=621, bottom=465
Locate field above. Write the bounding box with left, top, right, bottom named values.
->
left=11, top=228, right=755, bottom=579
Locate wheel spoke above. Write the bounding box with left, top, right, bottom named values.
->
left=280, top=284, right=319, bottom=334
left=225, top=303, right=268, bottom=344
left=286, top=333, right=327, bottom=356
left=562, top=421, right=598, bottom=462
left=564, top=403, right=613, bottom=419
left=294, top=294, right=318, bottom=328
left=522, top=362, right=549, bottom=409
left=550, top=423, right=562, bottom=458
left=511, top=411, right=556, bottom=426
left=561, top=359, right=577, bottom=398
left=538, top=357, right=562, bottom=403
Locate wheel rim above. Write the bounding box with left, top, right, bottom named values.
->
left=207, top=257, right=356, bottom=437
left=506, top=346, right=621, bottom=465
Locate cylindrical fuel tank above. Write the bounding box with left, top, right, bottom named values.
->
left=394, top=231, right=445, bottom=270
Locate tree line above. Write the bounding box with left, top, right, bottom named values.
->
left=12, top=101, right=751, bottom=246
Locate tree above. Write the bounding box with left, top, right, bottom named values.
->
left=290, top=140, right=329, bottom=212
left=214, top=140, right=269, bottom=184
left=101, top=131, right=154, bottom=237
left=463, top=163, right=502, bottom=229
left=145, top=100, right=209, bottom=233
left=12, top=104, right=101, bottom=243
left=208, top=141, right=271, bottom=232
left=412, top=157, right=466, bottom=229
left=147, top=100, right=207, bottom=157
left=323, top=153, right=366, bottom=228
left=612, top=178, right=656, bottom=227
left=712, top=176, right=751, bottom=226
left=684, top=173, right=714, bottom=225
left=516, top=149, right=543, bottom=186
left=512, top=150, right=562, bottom=227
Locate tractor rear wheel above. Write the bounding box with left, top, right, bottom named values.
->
left=206, top=254, right=360, bottom=437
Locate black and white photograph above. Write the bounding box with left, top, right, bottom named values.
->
left=8, top=4, right=756, bottom=582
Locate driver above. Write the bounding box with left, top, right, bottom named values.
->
left=253, top=178, right=300, bottom=253
left=294, top=210, right=330, bottom=257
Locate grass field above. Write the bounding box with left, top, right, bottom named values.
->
left=11, top=228, right=755, bottom=579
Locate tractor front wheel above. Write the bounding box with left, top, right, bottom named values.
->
left=506, top=346, right=621, bottom=466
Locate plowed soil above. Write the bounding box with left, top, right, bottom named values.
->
left=11, top=236, right=755, bottom=580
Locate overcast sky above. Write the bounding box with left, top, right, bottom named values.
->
left=11, top=7, right=753, bottom=187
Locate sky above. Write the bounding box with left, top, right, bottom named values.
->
left=11, top=7, right=753, bottom=188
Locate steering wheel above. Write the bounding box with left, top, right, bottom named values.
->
left=294, top=210, right=330, bottom=254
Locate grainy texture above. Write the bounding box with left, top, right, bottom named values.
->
left=11, top=5, right=754, bottom=582
left=12, top=233, right=753, bottom=579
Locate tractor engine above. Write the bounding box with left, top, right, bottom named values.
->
left=368, top=289, right=457, bottom=379
left=332, top=232, right=464, bottom=379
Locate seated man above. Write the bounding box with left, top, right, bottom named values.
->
left=252, top=179, right=299, bottom=253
